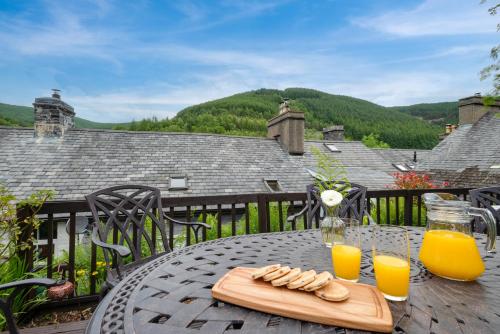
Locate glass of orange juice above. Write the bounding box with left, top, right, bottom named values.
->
left=372, top=225, right=410, bottom=301
left=331, top=218, right=361, bottom=282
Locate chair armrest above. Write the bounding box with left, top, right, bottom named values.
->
left=287, top=205, right=308, bottom=223
left=0, top=278, right=62, bottom=292
left=163, top=213, right=211, bottom=229
left=91, top=225, right=131, bottom=257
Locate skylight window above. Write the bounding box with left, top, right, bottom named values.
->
left=393, top=164, right=409, bottom=172
left=264, top=179, right=282, bottom=192
left=491, top=165, right=500, bottom=169
left=324, top=143, right=341, bottom=152
left=169, top=176, right=188, bottom=190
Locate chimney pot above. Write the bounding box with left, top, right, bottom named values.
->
left=51, top=88, right=61, bottom=99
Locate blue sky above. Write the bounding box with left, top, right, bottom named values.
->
left=0, top=0, right=497, bottom=122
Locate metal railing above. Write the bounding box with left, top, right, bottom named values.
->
left=15, top=187, right=471, bottom=302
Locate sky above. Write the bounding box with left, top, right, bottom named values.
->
left=0, top=0, right=498, bottom=123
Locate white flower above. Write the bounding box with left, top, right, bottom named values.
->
left=320, top=190, right=343, bottom=207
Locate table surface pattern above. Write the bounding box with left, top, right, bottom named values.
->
left=87, top=228, right=500, bottom=334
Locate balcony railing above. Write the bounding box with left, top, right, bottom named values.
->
left=15, top=187, right=471, bottom=304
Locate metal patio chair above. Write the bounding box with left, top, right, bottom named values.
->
left=85, top=185, right=210, bottom=295
left=470, top=186, right=500, bottom=234
left=287, top=181, right=375, bottom=229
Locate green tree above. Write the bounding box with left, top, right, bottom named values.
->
left=362, top=133, right=390, bottom=149
left=481, top=1, right=500, bottom=96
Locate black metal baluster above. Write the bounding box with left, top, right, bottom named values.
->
left=186, top=206, right=191, bottom=246
left=395, top=197, right=400, bottom=225
left=231, top=203, right=236, bottom=236
left=217, top=204, right=222, bottom=238
left=47, top=213, right=54, bottom=279
left=278, top=201, right=284, bottom=231
left=202, top=205, right=207, bottom=241
left=376, top=197, right=381, bottom=224
left=245, top=203, right=250, bottom=234
left=169, top=206, right=174, bottom=251
left=68, top=212, right=76, bottom=284
left=385, top=196, right=390, bottom=225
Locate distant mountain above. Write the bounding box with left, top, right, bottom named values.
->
left=1, top=88, right=457, bottom=149
left=390, top=102, right=458, bottom=126
left=0, top=103, right=126, bottom=129
left=126, top=88, right=444, bottom=149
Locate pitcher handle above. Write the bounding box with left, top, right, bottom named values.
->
left=467, top=207, right=497, bottom=252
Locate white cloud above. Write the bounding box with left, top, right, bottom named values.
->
left=65, top=50, right=491, bottom=122
left=353, top=0, right=497, bottom=37
left=0, top=2, right=119, bottom=63
left=173, top=1, right=207, bottom=21
left=328, top=71, right=489, bottom=106
left=66, top=72, right=257, bottom=122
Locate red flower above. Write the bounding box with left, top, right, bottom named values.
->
left=388, top=172, right=443, bottom=190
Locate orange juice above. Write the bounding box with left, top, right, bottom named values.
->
left=332, top=244, right=361, bottom=281
left=373, top=255, right=410, bottom=299
left=419, top=230, right=484, bottom=281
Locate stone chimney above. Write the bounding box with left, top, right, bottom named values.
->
left=458, top=93, right=500, bottom=125
left=267, top=100, right=305, bottom=155
left=33, top=89, right=75, bottom=137
left=322, top=125, right=344, bottom=141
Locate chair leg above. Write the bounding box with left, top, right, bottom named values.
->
left=0, top=300, right=19, bottom=334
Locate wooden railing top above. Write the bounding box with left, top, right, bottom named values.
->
left=35, top=188, right=472, bottom=214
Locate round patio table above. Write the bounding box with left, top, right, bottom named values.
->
left=87, top=227, right=500, bottom=334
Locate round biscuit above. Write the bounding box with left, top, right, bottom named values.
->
left=314, top=281, right=350, bottom=302
left=303, top=271, right=333, bottom=291
left=271, top=268, right=302, bottom=286
left=263, top=266, right=291, bottom=281
left=251, top=264, right=281, bottom=279
left=286, top=270, right=316, bottom=289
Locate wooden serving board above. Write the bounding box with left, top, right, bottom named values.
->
left=212, top=267, right=393, bottom=333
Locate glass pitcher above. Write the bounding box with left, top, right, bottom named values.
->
left=419, top=193, right=497, bottom=281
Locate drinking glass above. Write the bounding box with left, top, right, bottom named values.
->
left=331, top=218, right=361, bottom=282
left=372, top=225, right=410, bottom=301
left=319, top=215, right=336, bottom=248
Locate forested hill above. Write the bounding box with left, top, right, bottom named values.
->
left=0, top=103, right=125, bottom=129
left=390, top=102, right=458, bottom=126
left=124, top=88, right=443, bottom=149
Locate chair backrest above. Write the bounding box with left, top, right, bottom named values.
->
left=85, top=185, right=170, bottom=264
left=470, top=186, right=500, bottom=234
left=305, top=181, right=367, bottom=229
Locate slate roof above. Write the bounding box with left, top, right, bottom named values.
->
left=416, top=111, right=500, bottom=187
left=292, top=141, right=396, bottom=189
left=0, top=127, right=398, bottom=200
left=373, top=148, right=431, bottom=169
